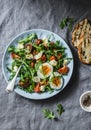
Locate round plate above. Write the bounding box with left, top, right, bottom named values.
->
left=2, top=29, right=74, bottom=100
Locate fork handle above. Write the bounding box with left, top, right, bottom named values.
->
left=6, top=65, right=21, bottom=93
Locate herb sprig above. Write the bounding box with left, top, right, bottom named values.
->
left=42, top=103, right=65, bottom=120
left=57, top=104, right=65, bottom=116
left=60, top=17, right=75, bottom=30
left=42, top=109, right=56, bottom=119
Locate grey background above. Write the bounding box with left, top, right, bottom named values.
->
left=0, top=0, right=91, bottom=130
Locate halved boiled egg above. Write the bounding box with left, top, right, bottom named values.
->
left=37, top=62, right=53, bottom=79
left=50, top=72, right=63, bottom=90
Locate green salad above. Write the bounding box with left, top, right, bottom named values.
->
left=7, top=33, right=71, bottom=93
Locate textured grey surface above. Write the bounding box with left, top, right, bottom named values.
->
left=0, top=0, right=91, bottom=130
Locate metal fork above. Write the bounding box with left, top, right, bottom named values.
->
left=6, top=65, right=22, bottom=93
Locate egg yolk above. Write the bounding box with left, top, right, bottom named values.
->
left=42, top=65, right=51, bottom=75
left=52, top=77, right=61, bottom=87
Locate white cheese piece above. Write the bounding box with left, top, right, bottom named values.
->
left=43, top=38, right=48, bottom=47
left=13, top=66, right=18, bottom=72
left=25, top=49, right=30, bottom=53
left=40, top=85, right=45, bottom=91
left=49, top=60, right=57, bottom=66
left=54, top=72, right=61, bottom=76
left=34, top=51, right=43, bottom=60
left=63, top=60, right=69, bottom=66
left=50, top=72, right=61, bottom=79
left=17, top=44, right=24, bottom=49
left=32, top=76, right=40, bottom=83
left=26, top=54, right=33, bottom=59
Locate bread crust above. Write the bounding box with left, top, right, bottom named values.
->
left=78, top=35, right=91, bottom=64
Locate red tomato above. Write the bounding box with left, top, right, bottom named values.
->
left=58, top=66, right=69, bottom=74
left=36, top=39, right=43, bottom=45
left=25, top=44, right=32, bottom=52
left=57, top=53, right=62, bottom=59
left=30, top=62, right=35, bottom=68
left=34, top=83, right=41, bottom=93
left=50, top=56, right=56, bottom=61
left=41, top=54, right=46, bottom=62
left=11, top=53, right=20, bottom=59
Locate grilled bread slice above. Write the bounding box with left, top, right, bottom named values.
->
left=78, top=34, right=91, bottom=64
left=72, top=19, right=91, bottom=48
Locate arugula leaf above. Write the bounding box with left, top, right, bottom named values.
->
left=57, top=104, right=65, bottom=116
left=55, top=40, right=60, bottom=46
left=35, top=61, right=42, bottom=71
left=9, top=73, right=16, bottom=80
left=45, top=85, right=54, bottom=93
left=8, top=46, right=15, bottom=52
left=19, top=33, right=37, bottom=44
left=22, top=84, right=35, bottom=93
left=42, top=109, right=56, bottom=119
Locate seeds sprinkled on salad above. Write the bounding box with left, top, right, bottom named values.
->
left=7, top=33, right=71, bottom=93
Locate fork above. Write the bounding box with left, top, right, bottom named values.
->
left=6, top=65, right=22, bottom=93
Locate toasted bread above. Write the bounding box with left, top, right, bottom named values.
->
left=72, top=19, right=91, bottom=48
left=78, top=34, right=91, bottom=64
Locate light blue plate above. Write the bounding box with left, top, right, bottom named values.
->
left=2, top=29, right=74, bottom=100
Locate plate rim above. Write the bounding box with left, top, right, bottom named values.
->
left=2, top=28, right=74, bottom=100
